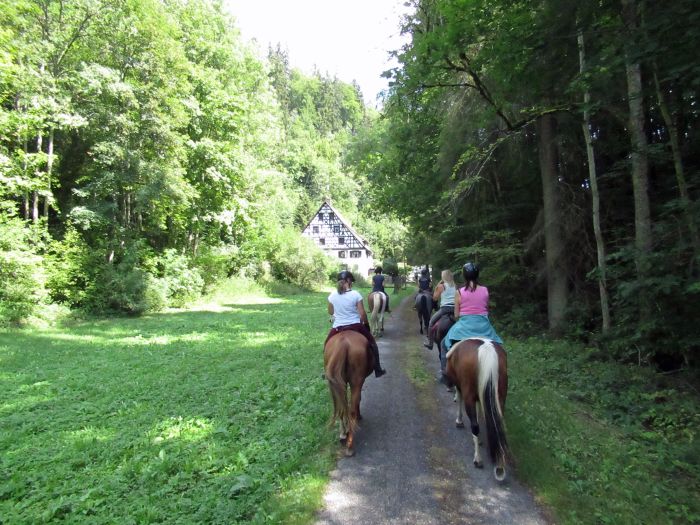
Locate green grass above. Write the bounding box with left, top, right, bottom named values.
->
left=0, top=278, right=336, bottom=524
left=506, top=337, right=700, bottom=525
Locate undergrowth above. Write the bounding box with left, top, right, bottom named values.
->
left=507, top=337, right=700, bottom=524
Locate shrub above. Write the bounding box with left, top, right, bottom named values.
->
left=45, top=227, right=97, bottom=307
left=0, top=218, right=47, bottom=324
left=269, top=228, right=335, bottom=288
left=152, top=249, right=205, bottom=308
left=193, top=245, right=238, bottom=289
left=0, top=251, right=46, bottom=324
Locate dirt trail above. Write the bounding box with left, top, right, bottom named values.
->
left=316, top=296, right=551, bottom=525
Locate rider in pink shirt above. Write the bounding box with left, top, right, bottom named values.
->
left=458, top=284, right=489, bottom=316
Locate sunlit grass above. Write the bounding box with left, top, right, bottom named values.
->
left=0, top=278, right=337, bottom=524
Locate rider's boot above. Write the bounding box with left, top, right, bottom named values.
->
left=369, top=342, right=386, bottom=377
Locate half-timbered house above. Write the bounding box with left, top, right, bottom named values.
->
left=301, top=201, right=374, bottom=277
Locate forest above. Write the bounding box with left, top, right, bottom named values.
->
left=348, top=0, right=700, bottom=369
left=0, top=0, right=405, bottom=320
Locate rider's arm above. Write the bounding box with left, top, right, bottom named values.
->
left=453, top=290, right=461, bottom=320
left=433, top=282, right=444, bottom=302
left=328, top=302, right=334, bottom=315
left=357, top=300, right=369, bottom=326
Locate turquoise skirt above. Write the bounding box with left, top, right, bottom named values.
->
left=444, top=314, right=503, bottom=350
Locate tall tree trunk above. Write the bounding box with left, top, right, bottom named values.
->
left=622, top=0, right=653, bottom=326
left=44, top=128, right=54, bottom=218
left=652, top=68, right=700, bottom=268
left=536, top=113, right=568, bottom=334
left=32, top=133, right=42, bottom=222
left=22, top=139, right=29, bottom=220
left=578, top=28, right=611, bottom=333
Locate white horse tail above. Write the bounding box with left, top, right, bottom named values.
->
left=477, top=341, right=509, bottom=480
left=369, top=292, right=383, bottom=335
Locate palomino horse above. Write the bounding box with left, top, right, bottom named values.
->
left=367, top=291, right=387, bottom=337
left=324, top=330, right=373, bottom=456
left=445, top=338, right=509, bottom=480
left=415, top=290, right=433, bottom=334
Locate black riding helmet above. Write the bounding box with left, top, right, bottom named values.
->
left=462, top=262, right=479, bottom=282
left=338, top=270, right=355, bottom=282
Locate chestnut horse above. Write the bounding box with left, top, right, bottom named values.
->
left=367, top=291, right=387, bottom=337
left=445, top=338, right=509, bottom=480
left=324, top=330, right=373, bottom=456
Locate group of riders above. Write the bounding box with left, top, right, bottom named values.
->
left=325, top=263, right=503, bottom=383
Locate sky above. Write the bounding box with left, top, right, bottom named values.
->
left=222, top=0, right=411, bottom=106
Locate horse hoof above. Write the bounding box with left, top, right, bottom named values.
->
left=339, top=435, right=347, bottom=444
left=494, top=466, right=506, bottom=481
left=474, top=460, right=484, bottom=469
left=344, top=448, right=355, bottom=457
left=456, top=421, right=465, bottom=428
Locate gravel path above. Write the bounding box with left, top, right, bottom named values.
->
left=316, top=296, right=552, bottom=525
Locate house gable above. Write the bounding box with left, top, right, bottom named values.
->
left=301, top=202, right=372, bottom=255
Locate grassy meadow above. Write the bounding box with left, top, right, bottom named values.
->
left=0, top=279, right=339, bottom=524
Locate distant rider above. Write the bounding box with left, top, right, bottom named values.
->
left=424, top=269, right=456, bottom=350
left=371, top=266, right=390, bottom=313
left=326, top=270, right=386, bottom=377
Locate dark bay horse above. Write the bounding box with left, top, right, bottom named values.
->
left=445, top=338, right=509, bottom=480
left=324, top=330, right=374, bottom=456
left=415, top=290, right=433, bottom=334
left=431, top=314, right=455, bottom=376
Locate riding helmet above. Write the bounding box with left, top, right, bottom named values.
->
left=338, top=270, right=355, bottom=282
left=462, top=262, right=479, bottom=281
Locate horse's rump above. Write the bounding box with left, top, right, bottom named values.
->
left=368, top=291, right=386, bottom=313
left=446, top=339, right=509, bottom=473
left=324, top=330, right=373, bottom=441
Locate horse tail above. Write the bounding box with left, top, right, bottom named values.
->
left=370, top=293, right=381, bottom=328
left=326, top=340, right=350, bottom=431
left=478, top=341, right=509, bottom=479
left=420, top=294, right=427, bottom=314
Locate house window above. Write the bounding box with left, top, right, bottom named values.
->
left=318, top=213, right=324, bottom=221
left=319, top=238, right=325, bottom=245
left=329, top=212, right=335, bottom=220
left=333, top=225, right=340, bottom=233
left=338, top=250, right=346, bottom=258
left=350, top=250, right=361, bottom=258
left=312, top=226, right=319, bottom=233
left=338, top=237, right=345, bottom=244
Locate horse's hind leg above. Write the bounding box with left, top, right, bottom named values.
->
left=345, top=384, right=362, bottom=457
left=464, top=398, right=483, bottom=468
left=455, top=389, right=465, bottom=428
